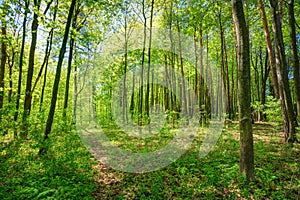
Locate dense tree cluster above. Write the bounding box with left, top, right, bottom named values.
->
left=0, top=0, right=299, bottom=182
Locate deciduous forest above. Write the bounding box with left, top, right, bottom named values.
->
left=0, top=0, right=299, bottom=199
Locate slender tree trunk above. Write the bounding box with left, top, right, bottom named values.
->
left=7, top=49, right=15, bottom=104
left=288, top=0, right=300, bottom=122
left=231, top=47, right=236, bottom=120
left=145, top=0, right=154, bottom=121
left=164, top=54, right=170, bottom=113
left=73, top=49, right=78, bottom=125
left=63, top=4, right=79, bottom=119
left=260, top=47, right=270, bottom=121
left=223, top=34, right=232, bottom=119
left=199, top=27, right=204, bottom=119
left=14, top=0, right=29, bottom=122
left=40, top=0, right=57, bottom=112
left=138, top=0, right=147, bottom=125
left=63, top=38, right=75, bottom=119
left=0, top=2, right=7, bottom=117
left=258, top=0, right=279, bottom=99
left=42, top=0, right=76, bottom=144
left=23, top=0, right=41, bottom=119
left=122, top=4, right=129, bottom=123
left=177, top=20, right=188, bottom=119
left=193, top=26, right=198, bottom=104
left=206, top=33, right=213, bottom=116
left=232, top=0, right=255, bottom=181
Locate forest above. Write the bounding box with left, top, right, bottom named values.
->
left=0, top=0, right=299, bottom=199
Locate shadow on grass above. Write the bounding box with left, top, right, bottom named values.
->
left=91, top=122, right=300, bottom=199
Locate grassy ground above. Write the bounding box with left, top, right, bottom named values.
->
left=0, top=122, right=299, bottom=199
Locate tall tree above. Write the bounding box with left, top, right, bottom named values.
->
left=41, top=0, right=76, bottom=144
left=270, top=0, right=297, bottom=143
left=40, top=0, right=58, bottom=111
left=23, top=0, right=42, bottom=120
left=63, top=2, right=82, bottom=119
left=145, top=0, right=155, bottom=121
left=258, top=0, right=279, bottom=99
left=232, top=0, right=255, bottom=181
left=23, top=0, right=53, bottom=122
left=287, top=0, right=300, bottom=122
left=0, top=0, right=8, bottom=117
left=14, top=0, right=29, bottom=123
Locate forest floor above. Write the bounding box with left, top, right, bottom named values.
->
left=0, top=122, right=299, bottom=199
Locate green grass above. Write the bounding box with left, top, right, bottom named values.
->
left=0, top=123, right=97, bottom=200
left=1, top=121, right=299, bottom=199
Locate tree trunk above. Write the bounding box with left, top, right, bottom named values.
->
left=260, top=47, right=270, bottom=121
left=138, top=0, right=147, bottom=125
left=145, top=0, right=154, bottom=122
left=288, top=0, right=300, bottom=122
left=42, top=0, right=76, bottom=143
left=258, top=0, right=280, bottom=99
left=14, top=0, right=29, bottom=122
left=232, top=0, right=255, bottom=181
left=7, top=48, right=15, bottom=103
left=177, top=20, right=188, bottom=119
left=0, top=2, right=7, bottom=117
left=40, top=0, right=57, bottom=112
left=23, top=0, right=41, bottom=119
left=63, top=4, right=80, bottom=119
left=270, top=0, right=297, bottom=143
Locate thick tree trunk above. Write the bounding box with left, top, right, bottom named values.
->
left=232, top=0, right=255, bottom=181
left=42, top=0, right=76, bottom=142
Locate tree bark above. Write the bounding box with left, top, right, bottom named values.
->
left=232, top=0, right=255, bottom=181
left=270, top=0, right=297, bottom=143
left=14, top=0, right=29, bottom=122
left=40, top=0, right=57, bottom=111
left=42, top=0, right=76, bottom=142
left=177, top=20, right=188, bottom=119
left=63, top=3, right=80, bottom=119
left=138, top=0, right=147, bottom=125
left=258, top=0, right=279, bottom=99
left=288, top=0, right=300, bottom=122
left=0, top=2, right=7, bottom=116
left=23, top=0, right=41, bottom=119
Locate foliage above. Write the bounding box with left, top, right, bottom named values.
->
left=264, top=96, right=283, bottom=123
left=0, top=122, right=96, bottom=199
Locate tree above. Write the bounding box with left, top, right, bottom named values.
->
left=23, top=0, right=42, bottom=119
left=287, top=0, right=300, bottom=122
left=270, top=0, right=297, bottom=143
left=41, top=0, right=77, bottom=145
left=258, top=0, right=279, bottom=99
left=231, top=0, right=255, bottom=181
left=14, top=0, right=29, bottom=123
left=0, top=0, right=8, bottom=117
